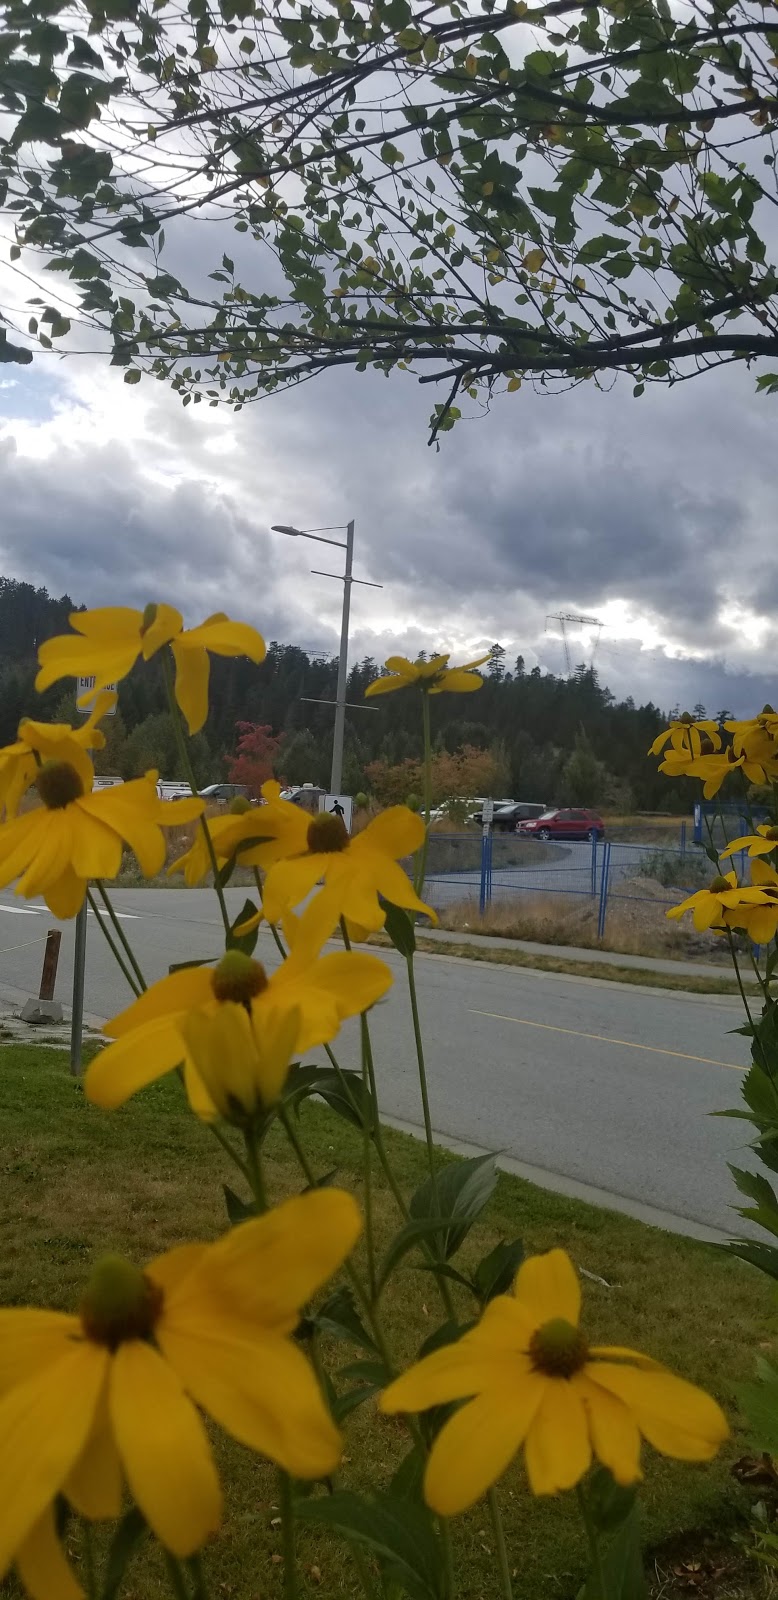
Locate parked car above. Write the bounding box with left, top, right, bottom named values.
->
left=92, top=775, right=124, bottom=791
left=156, top=780, right=192, bottom=801
left=199, top=782, right=250, bottom=804
left=517, top=808, right=605, bottom=841
left=472, top=801, right=546, bottom=830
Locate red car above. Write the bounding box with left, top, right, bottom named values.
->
left=517, top=808, right=604, bottom=842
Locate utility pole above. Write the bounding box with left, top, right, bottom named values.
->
left=330, top=519, right=354, bottom=794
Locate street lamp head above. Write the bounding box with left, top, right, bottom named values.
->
left=271, top=524, right=302, bottom=537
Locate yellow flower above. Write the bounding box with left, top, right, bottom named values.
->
left=181, top=1002, right=300, bottom=1123
left=0, top=758, right=202, bottom=918
left=726, top=706, right=778, bottom=759
left=380, top=1248, right=727, bottom=1514
left=666, top=870, right=771, bottom=933
left=35, top=605, right=266, bottom=736
left=648, top=714, right=722, bottom=760
left=261, top=806, right=437, bottom=933
left=0, top=694, right=113, bottom=819
left=169, top=783, right=292, bottom=886
left=365, top=652, right=490, bottom=697
left=721, top=824, right=778, bottom=861
left=0, top=1190, right=361, bottom=1591
left=36, top=604, right=184, bottom=696
left=686, top=747, right=768, bottom=798
left=732, top=858, right=778, bottom=944
left=84, top=933, right=392, bottom=1114
left=170, top=613, right=267, bottom=734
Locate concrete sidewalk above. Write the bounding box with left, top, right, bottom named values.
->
left=417, top=925, right=735, bottom=980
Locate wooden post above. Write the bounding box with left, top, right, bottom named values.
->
left=39, top=930, right=61, bottom=1001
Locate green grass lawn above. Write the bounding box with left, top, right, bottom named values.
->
left=1, top=1042, right=774, bottom=1600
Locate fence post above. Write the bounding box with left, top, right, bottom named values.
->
left=479, top=825, right=490, bottom=914
left=680, top=820, right=687, bottom=855
left=597, top=842, right=611, bottom=941
left=590, top=831, right=598, bottom=896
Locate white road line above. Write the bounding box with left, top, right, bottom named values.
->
left=0, top=904, right=41, bottom=915
left=88, top=909, right=139, bottom=921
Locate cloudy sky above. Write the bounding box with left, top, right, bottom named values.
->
left=1, top=298, right=776, bottom=717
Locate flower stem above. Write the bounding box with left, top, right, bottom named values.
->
left=360, top=1014, right=378, bottom=1303
left=207, top=1118, right=253, bottom=1187
left=487, top=1488, right=513, bottom=1600
left=95, top=880, right=147, bottom=990
left=82, top=1521, right=97, bottom=1600
left=163, top=1552, right=192, bottom=1600
left=86, top=887, right=142, bottom=997
left=186, top=1554, right=211, bottom=1600
left=405, top=951, right=438, bottom=1183
left=278, top=1469, right=298, bottom=1600
left=576, top=1483, right=607, bottom=1600
left=243, top=1127, right=267, bottom=1212
left=161, top=651, right=230, bottom=938
left=414, top=692, right=432, bottom=897
left=440, top=1519, right=456, bottom=1600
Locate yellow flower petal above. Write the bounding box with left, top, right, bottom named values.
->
left=591, top=1362, right=728, bottom=1460
left=358, top=805, right=425, bottom=858
left=171, top=641, right=211, bottom=735
left=384, top=656, right=417, bottom=676
left=370, top=857, right=438, bottom=924
left=425, top=1383, right=544, bottom=1515
left=181, top=1003, right=261, bottom=1121
left=104, top=966, right=213, bottom=1036
left=271, top=950, right=392, bottom=1049
left=45, top=867, right=88, bottom=920
left=576, top=1373, right=642, bottom=1486
left=140, top=603, right=183, bottom=658
left=109, top=1340, right=221, bottom=1558
left=170, top=1190, right=362, bottom=1333
left=0, top=1342, right=107, bottom=1579
left=262, top=854, right=327, bottom=923
left=524, top=1378, right=591, bottom=1494
left=184, top=617, right=266, bottom=661
left=434, top=669, right=484, bottom=694
left=72, top=606, right=143, bottom=638
left=15, top=1504, right=83, bottom=1600
left=365, top=674, right=407, bottom=696
left=70, top=805, right=123, bottom=882
left=513, top=1248, right=581, bottom=1328
left=380, top=1339, right=521, bottom=1416
left=84, top=1014, right=189, bottom=1108
left=35, top=633, right=140, bottom=694
left=147, top=1243, right=209, bottom=1296
left=159, top=1324, right=341, bottom=1478
left=0, top=1310, right=78, bottom=1393
left=65, top=1397, right=123, bottom=1520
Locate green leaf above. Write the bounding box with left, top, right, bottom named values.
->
left=295, top=1491, right=444, bottom=1600
left=738, top=1360, right=778, bottom=1455
left=729, top=1239, right=778, bottom=1280
left=473, top=1237, right=524, bottom=1303
left=100, top=1507, right=147, bottom=1600
left=226, top=897, right=260, bottom=955
left=223, top=1184, right=257, bottom=1224
left=168, top=957, right=216, bottom=973
left=578, top=1503, right=646, bottom=1600
left=377, top=1217, right=457, bottom=1294
left=315, top=1286, right=377, bottom=1353
left=382, top=900, right=416, bottom=956
left=586, top=1467, right=638, bottom=1534
left=289, top=1065, right=375, bottom=1133
left=409, top=1151, right=498, bottom=1259
left=123, top=369, right=141, bottom=384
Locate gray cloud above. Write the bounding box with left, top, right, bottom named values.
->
left=0, top=336, right=776, bottom=718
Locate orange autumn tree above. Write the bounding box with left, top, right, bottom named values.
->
left=227, top=722, right=283, bottom=798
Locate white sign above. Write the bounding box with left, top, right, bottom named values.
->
left=77, top=676, right=117, bottom=716
left=318, top=793, right=353, bottom=832
left=482, top=798, right=495, bottom=825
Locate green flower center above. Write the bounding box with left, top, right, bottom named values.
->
left=760, top=705, right=775, bottom=718
left=211, top=950, right=268, bottom=1004
left=229, top=795, right=252, bottom=815
left=80, top=1254, right=163, bottom=1349
left=307, top=814, right=349, bottom=853
left=140, top=602, right=158, bottom=634
left=678, top=711, right=694, bottom=725
left=764, top=827, right=778, bottom=841
left=36, top=760, right=84, bottom=809
left=709, top=875, right=733, bottom=892
left=529, top=1317, right=589, bottom=1379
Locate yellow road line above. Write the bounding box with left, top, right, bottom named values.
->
left=467, top=1009, right=745, bottom=1071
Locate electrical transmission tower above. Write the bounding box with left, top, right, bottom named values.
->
left=545, top=612, right=604, bottom=677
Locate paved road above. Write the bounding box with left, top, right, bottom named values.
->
left=0, top=886, right=753, bottom=1240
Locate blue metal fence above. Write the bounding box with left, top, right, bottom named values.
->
left=420, top=830, right=733, bottom=942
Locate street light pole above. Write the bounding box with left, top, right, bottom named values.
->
left=271, top=519, right=381, bottom=797
left=331, top=518, right=354, bottom=794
